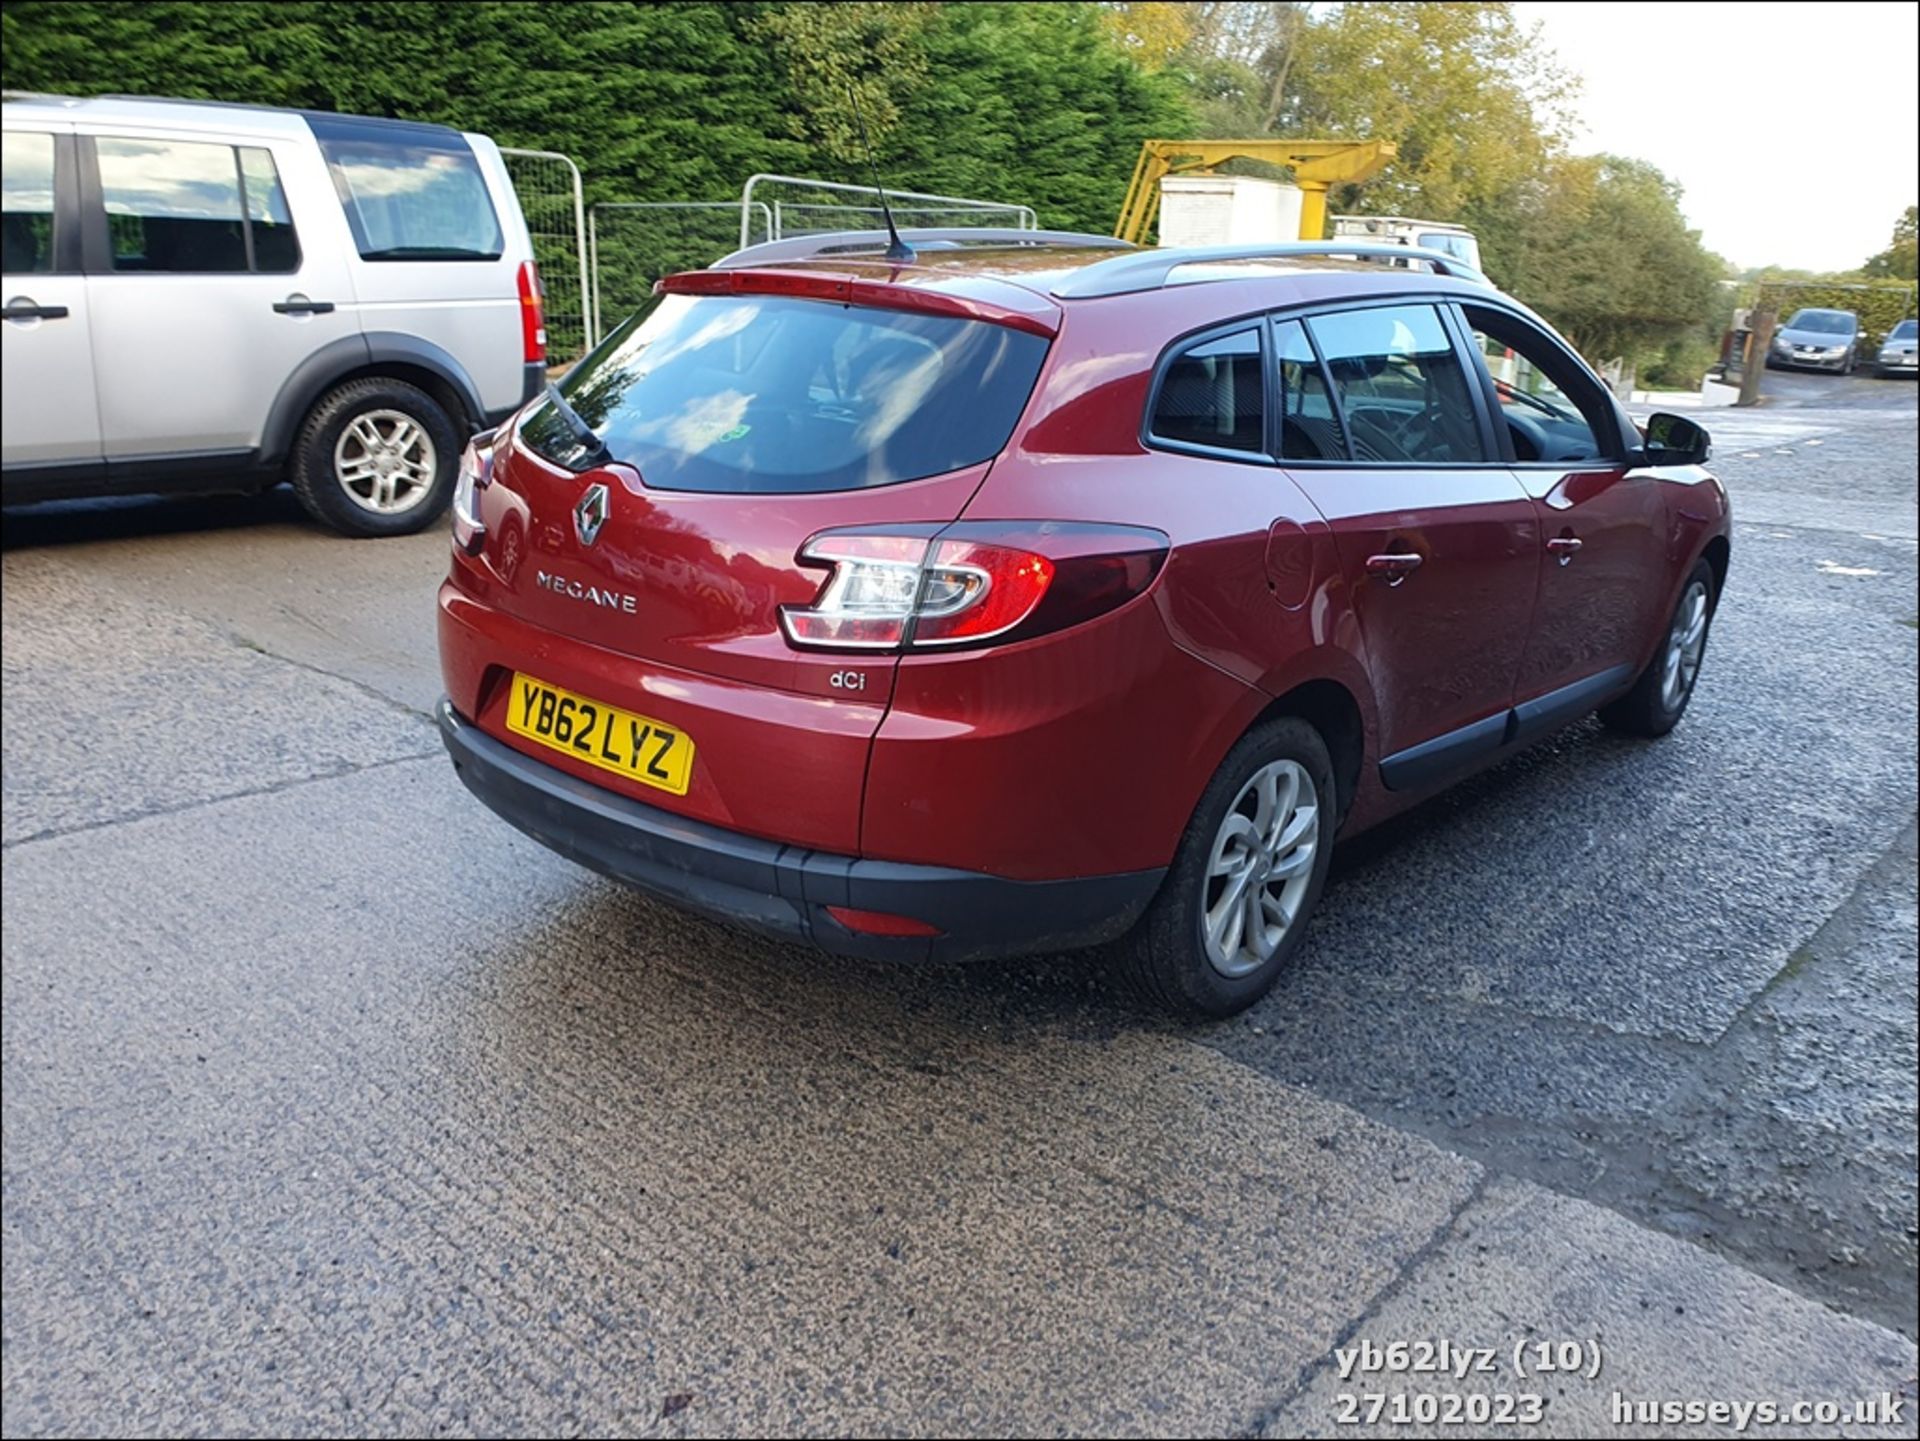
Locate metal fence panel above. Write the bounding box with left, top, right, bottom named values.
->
left=587, top=202, right=773, bottom=345
left=739, top=174, right=1036, bottom=249
left=501, top=147, right=590, bottom=360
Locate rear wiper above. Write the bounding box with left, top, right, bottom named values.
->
left=543, top=381, right=614, bottom=469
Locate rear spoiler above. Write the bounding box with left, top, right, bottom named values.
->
left=655, top=267, right=1060, bottom=340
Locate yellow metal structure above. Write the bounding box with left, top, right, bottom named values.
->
left=1116, top=139, right=1398, bottom=245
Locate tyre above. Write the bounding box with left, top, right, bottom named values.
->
left=289, top=377, right=461, bottom=537
left=1116, top=717, right=1336, bottom=1019
left=1598, top=558, right=1717, bottom=738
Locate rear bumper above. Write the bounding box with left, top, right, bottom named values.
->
left=438, top=700, right=1162, bottom=963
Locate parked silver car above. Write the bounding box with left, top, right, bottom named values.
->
left=1875, top=317, right=1917, bottom=378
left=2, top=94, right=546, bottom=535
left=1766, top=307, right=1862, bottom=374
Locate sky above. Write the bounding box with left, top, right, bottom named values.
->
left=1511, top=0, right=1919, bottom=273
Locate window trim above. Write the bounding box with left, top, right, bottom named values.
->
left=1449, top=299, right=1631, bottom=466
left=1275, top=294, right=1504, bottom=470
left=1140, top=315, right=1279, bottom=467
left=1271, top=314, right=1351, bottom=462
left=235, top=144, right=303, bottom=275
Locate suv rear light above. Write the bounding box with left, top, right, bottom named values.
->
left=517, top=260, right=547, bottom=364
left=780, top=522, right=1168, bottom=654
left=450, top=427, right=498, bottom=555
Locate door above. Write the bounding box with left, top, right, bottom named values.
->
left=79, top=129, right=360, bottom=460
left=1455, top=302, right=1669, bottom=715
left=1276, top=305, right=1539, bottom=788
left=1, top=127, right=101, bottom=469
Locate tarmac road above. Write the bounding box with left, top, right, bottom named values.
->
left=3, top=388, right=1916, bottom=1436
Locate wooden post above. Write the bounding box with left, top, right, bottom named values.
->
left=1737, top=311, right=1775, bottom=407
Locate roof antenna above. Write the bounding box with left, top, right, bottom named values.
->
left=848, top=85, right=915, bottom=264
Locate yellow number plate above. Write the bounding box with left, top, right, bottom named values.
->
left=506, top=673, right=695, bottom=796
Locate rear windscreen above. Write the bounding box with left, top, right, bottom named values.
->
left=520, top=293, right=1050, bottom=493
left=308, top=115, right=502, bottom=261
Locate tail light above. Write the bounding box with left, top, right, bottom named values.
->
left=517, top=260, right=546, bottom=364
left=450, top=427, right=498, bottom=555
left=780, top=522, right=1168, bottom=654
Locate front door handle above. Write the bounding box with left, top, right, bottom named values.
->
left=1547, top=536, right=1583, bottom=565
left=1365, top=552, right=1424, bottom=587
left=3, top=299, right=69, bottom=322
left=273, top=296, right=336, bottom=315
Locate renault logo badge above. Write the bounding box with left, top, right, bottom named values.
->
left=574, top=482, right=609, bottom=547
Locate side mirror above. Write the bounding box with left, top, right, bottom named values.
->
left=1640, top=411, right=1711, bottom=467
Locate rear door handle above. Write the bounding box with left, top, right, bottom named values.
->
left=1365, top=552, right=1424, bottom=586
left=3, top=300, right=69, bottom=322
left=1547, top=536, right=1583, bottom=565
left=273, top=297, right=336, bottom=315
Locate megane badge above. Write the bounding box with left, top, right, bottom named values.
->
left=574, top=482, right=610, bottom=547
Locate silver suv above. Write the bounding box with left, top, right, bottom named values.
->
left=1, top=94, right=545, bottom=536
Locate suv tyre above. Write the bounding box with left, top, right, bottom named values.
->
left=291, top=377, right=461, bottom=538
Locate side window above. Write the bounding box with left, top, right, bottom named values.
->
left=310, top=118, right=503, bottom=261
left=1273, top=319, right=1345, bottom=460
left=98, top=136, right=250, bottom=273
left=1461, top=306, right=1611, bottom=463
left=1307, top=304, right=1489, bottom=464
left=239, top=146, right=300, bottom=273
left=1150, top=328, right=1264, bottom=454
left=2, top=131, right=57, bottom=274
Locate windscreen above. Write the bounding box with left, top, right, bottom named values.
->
left=1786, top=309, right=1855, bottom=334
left=1888, top=319, right=1917, bottom=340
left=520, top=293, right=1049, bottom=493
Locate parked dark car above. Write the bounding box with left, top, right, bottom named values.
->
left=436, top=231, right=1729, bottom=1017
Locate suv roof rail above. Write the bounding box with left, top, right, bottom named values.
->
left=714, top=228, right=1134, bottom=270
left=1050, top=241, right=1489, bottom=299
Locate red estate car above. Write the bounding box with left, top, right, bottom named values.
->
left=436, top=231, right=1728, bottom=1017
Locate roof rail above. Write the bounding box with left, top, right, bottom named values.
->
left=714, top=228, right=1134, bottom=270
left=1050, top=242, right=1489, bottom=299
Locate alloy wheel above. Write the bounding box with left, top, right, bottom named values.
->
left=1660, top=579, right=1710, bottom=712
left=1201, top=759, right=1320, bottom=979
left=334, top=409, right=438, bottom=515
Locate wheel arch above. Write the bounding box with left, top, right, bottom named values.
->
left=1701, top=532, right=1730, bottom=600
left=261, top=333, right=486, bottom=470
left=1250, top=677, right=1366, bottom=828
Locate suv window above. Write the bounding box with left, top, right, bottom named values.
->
left=1307, top=304, right=1488, bottom=464
left=309, top=117, right=502, bottom=262
left=1462, top=306, right=1611, bottom=463
left=521, top=293, right=1049, bottom=493
left=238, top=146, right=300, bottom=273
left=98, top=136, right=253, bottom=273
left=1273, top=319, right=1347, bottom=461
left=2, top=131, right=56, bottom=274
left=1150, top=328, right=1264, bottom=454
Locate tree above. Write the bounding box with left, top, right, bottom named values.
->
left=748, top=2, right=937, bottom=164
left=1862, top=206, right=1918, bottom=281
left=1098, top=2, right=1193, bottom=71
left=1502, top=155, right=1725, bottom=366
left=1281, top=1, right=1577, bottom=233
